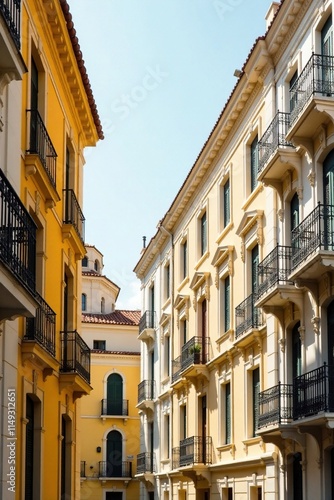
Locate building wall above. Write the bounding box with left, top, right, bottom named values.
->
left=135, top=0, right=334, bottom=499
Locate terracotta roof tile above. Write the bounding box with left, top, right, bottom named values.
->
left=60, top=1, right=104, bottom=139
left=82, top=310, right=141, bottom=326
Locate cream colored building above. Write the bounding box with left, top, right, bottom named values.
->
left=134, top=1, right=334, bottom=498
left=80, top=245, right=141, bottom=500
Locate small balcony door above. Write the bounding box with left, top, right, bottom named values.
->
left=107, top=430, right=122, bottom=477
left=322, top=14, right=334, bottom=94
left=107, top=373, right=123, bottom=415
left=292, top=322, right=302, bottom=380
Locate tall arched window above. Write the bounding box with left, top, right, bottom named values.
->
left=107, top=373, right=123, bottom=415
left=81, top=294, right=87, bottom=312
left=106, top=430, right=122, bottom=477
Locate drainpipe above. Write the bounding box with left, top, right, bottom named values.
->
left=158, top=223, right=174, bottom=499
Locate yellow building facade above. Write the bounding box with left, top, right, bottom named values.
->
left=0, top=1, right=102, bottom=498
left=80, top=246, right=141, bottom=500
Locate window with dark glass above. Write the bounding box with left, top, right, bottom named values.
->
left=224, top=276, right=230, bottom=332
left=82, top=256, right=88, bottom=267
left=182, top=239, right=188, bottom=279
left=93, top=340, right=106, bottom=350
left=165, top=263, right=170, bottom=299
left=250, top=136, right=258, bottom=192
left=252, top=367, right=260, bottom=436
left=81, top=293, right=87, bottom=312
left=223, top=178, right=230, bottom=227
left=200, top=211, right=207, bottom=256
left=289, top=70, right=298, bottom=112
left=225, top=382, right=231, bottom=444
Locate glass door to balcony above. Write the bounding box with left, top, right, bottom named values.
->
left=323, top=150, right=334, bottom=250
left=107, top=373, right=122, bottom=415
left=292, top=322, right=302, bottom=380
left=322, top=14, right=334, bottom=95
left=107, top=430, right=122, bottom=477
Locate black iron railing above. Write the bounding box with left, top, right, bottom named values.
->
left=257, top=245, right=293, bottom=300
left=136, top=452, right=155, bottom=474
left=172, top=447, right=180, bottom=469
left=63, top=189, right=85, bottom=243
left=179, top=436, right=212, bottom=467
left=258, top=383, right=294, bottom=429
left=0, top=169, right=36, bottom=293
left=291, top=203, right=334, bottom=271
left=80, top=461, right=86, bottom=478
left=235, top=293, right=263, bottom=338
left=180, top=336, right=210, bottom=370
left=101, top=399, right=128, bottom=416
left=25, top=292, right=56, bottom=357
left=26, top=110, right=57, bottom=189
left=60, top=330, right=90, bottom=384
left=293, top=363, right=334, bottom=419
left=289, top=53, right=334, bottom=126
left=172, top=355, right=182, bottom=383
left=139, top=310, right=156, bottom=333
left=138, top=379, right=155, bottom=404
left=0, top=0, right=21, bottom=49
left=258, top=112, right=294, bottom=172
left=99, top=461, right=132, bottom=478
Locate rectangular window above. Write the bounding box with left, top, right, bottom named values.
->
left=250, top=135, right=258, bottom=192
left=165, top=263, right=170, bottom=300
left=224, top=276, right=230, bottom=332
left=180, top=405, right=187, bottom=439
left=252, top=367, right=260, bottom=436
left=200, top=211, right=207, bottom=256
left=165, top=335, right=170, bottom=377
left=223, top=178, right=230, bottom=227
left=222, top=488, right=233, bottom=500
left=164, top=414, right=170, bottom=459
left=289, top=70, right=298, bottom=112
left=182, top=239, right=188, bottom=279
left=93, top=340, right=106, bottom=350
left=181, top=319, right=187, bottom=346
left=225, top=382, right=231, bottom=444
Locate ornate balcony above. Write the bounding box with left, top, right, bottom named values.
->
left=59, top=330, right=91, bottom=397
left=25, top=110, right=59, bottom=207
left=290, top=203, right=334, bottom=279
left=137, top=379, right=155, bottom=412
left=235, top=293, right=263, bottom=345
left=22, top=292, right=58, bottom=376
left=0, top=0, right=21, bottom=49
left=99, top=460, right=132, bottom=479
left=0, top=169, right=37, bottom=320
left=62, top=189, right=85, bottom=258
left=256, top=245, right=294, bottom=308
left=136, top=452, right=155, bottom=482
left=172, top=336, right=210, bottom=385
left=258, top=112, right=297, bottom=187
left=179, top=436, right=212, bottom=467
left=138, top=310, right=156, bottom=342
left=287, top=54, right=334, bottom=141
left=101, top=398, right=129, bottom=417
left=258, top=383, right=293, bottom=431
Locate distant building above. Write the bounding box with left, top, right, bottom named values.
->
left=134, top=1, right=334, bottom=499
left=80, top=245, right=141, bottom=500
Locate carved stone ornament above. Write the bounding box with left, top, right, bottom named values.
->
left=311, top=316, right=320, bottom=335
left=277, top=208, right=284, bottom=222
left=308, top=170, right=315, bottom=187
left=298, top=325, right=305, bottom=344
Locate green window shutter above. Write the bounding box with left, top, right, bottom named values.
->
left=252, top=368, right=260, bottom=436
left=107, top=374, right=123, bottom=415
left=201, top=212, right=207, bottom=255
left=225, top=382, right=231, bottom=444
left=224, top=276, right=230, bottom=332
left=224, top=179, right=230, bottom=227
left=250, top=136, right=258, bottom=192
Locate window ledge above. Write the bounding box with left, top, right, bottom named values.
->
left=177, top=276, right=189, bottom=292
left=216, top=222, right=234, bottom=244
left=195, top=250, right=210, bottom=270
left=241, top=184, right=264, bottom=211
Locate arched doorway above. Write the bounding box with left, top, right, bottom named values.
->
left=106, top=430, right=123, bottom=477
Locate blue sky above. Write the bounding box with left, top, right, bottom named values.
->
left=69, top=0, right=270, bottom=309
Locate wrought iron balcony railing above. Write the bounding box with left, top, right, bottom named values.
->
left=179, top=436, right=212, bottom=467
left=136, top=452, right=155, bottom=474
left=235, top=293, right=263, bottom=338
left=293, top=363, right=334, bottom=419
left=0, top=0, right=21, bottom=49
left=258, top=383, right=294, bottom=429
left=63, top=189, right=85, bottom=243
left=24, top=292, right=56, bottom=357
left=172, top=447, right=180, bottom=469
left=139, top=310, right=156, bottom=333
left=138, top=379, right=155, bottom=404
left=101, top=399, right=129, bottom=416
left=99, top=460, right=132, bottom=478
left=291, top=203, right=334, bottom=271
left=258, top=112, right=294, bottom=172
left=289, top=53, right=334, bottom=126
left=80, top=461, right=86, bottom=478
left=60, top=330, right=90, bottom=384
left=0, top=169, right=36, bottom=293
left=257, top=245, right=293, bottom=300
left=26, top=110, right=57, bottom=189
left=172, top=355, right=182, bottom=383
left=180, top=336, right=210, bottom=370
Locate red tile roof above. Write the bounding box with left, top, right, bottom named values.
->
left=82, top=310, right=141, bottom=326
left=60, top=1, right=104, bottom=139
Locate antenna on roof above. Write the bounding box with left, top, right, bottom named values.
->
left=142, top=236, right=146, bottom=249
